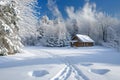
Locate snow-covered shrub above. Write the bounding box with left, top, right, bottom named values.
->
left=0, top=1, right=22, bottom=55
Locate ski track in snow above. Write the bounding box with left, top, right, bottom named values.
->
left=40, top=49, right=90, bottom=80
left=50, top=64, right=72, bottom=80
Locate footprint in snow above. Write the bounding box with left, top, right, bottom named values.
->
left=89, top=69, right=110, bottom=75
left=28, top=70, right=49, bottom=77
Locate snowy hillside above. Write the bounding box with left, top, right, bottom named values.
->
left=0, top=46, right=120, bottom=80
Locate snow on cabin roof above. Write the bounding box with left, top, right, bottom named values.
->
left=76, top=34, right=94, bottom=42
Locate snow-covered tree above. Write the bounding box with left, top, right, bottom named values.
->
left=37, top=16, right=70, bottom=47
left=66, top=2, right=97, bottom=40
left=15, top=0, right=38, bottom=45
left=0, top=1, right=22, bottom=55
left=1, top=0, right=38, bottom=46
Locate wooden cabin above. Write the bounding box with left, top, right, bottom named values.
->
left=70, top=34, right=94, bottom=47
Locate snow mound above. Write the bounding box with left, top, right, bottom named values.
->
left=89, top=69, right=110, bottom=75
left=81, top=63, right=93, bottom=66
left=28, top=70, right=49, bottom=77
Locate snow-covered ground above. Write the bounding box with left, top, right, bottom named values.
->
left=0, top=46, right=120, bottom=80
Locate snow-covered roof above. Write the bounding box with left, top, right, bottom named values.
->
left=76, top=34, right=94, bottom=42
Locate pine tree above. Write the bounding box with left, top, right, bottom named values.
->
left=0, top=1, right=22, bottom=56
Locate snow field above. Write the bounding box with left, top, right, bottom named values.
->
left=0, top=46, right=120, bottom=80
